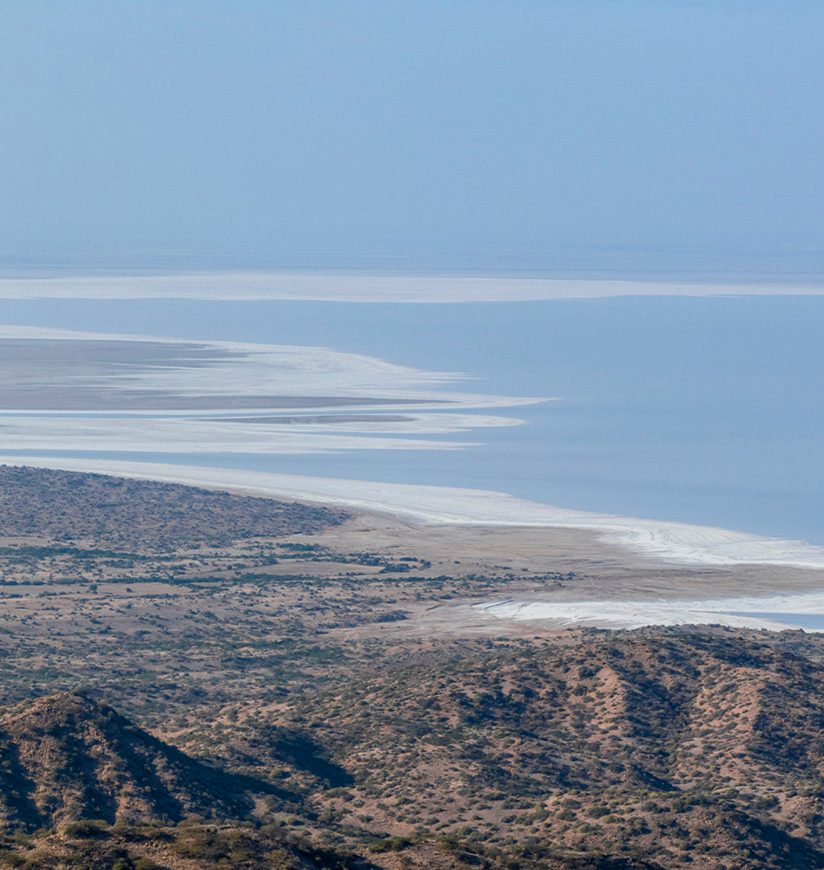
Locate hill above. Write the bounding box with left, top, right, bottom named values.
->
left=1, top=638, right=824, bottom=867
left=0, top=692, right=278, bottom=831
left=194, top=628, right=824, bottom=869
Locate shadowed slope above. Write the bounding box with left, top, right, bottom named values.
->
left=0, top=692, right=286, bottom=831
left=222, top=629, right=824, bottom=869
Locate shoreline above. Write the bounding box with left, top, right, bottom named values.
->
left=2, top=455, right=824, bottom=571
left=474, top=593, right=824, bottom=633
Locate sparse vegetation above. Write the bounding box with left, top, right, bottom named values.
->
left=0, top=467, right=822, bottom=868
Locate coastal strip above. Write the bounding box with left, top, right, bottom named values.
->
left=1, top=456, right=823, bottom=571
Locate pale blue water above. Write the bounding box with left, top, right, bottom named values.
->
left=731, top=613, right=824, bottom=630
left=2, top=295, right=823, bottom=544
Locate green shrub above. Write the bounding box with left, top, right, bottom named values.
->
left=63, top=819, right=111, bottom=839
left=368, top=835, right=413, bottom=853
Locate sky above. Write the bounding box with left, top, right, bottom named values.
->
left=1, top=1, right=823, bottom=273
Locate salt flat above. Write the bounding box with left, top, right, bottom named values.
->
left=1, top=270, right=823, bottom=303
left=0, top=326, right=539, bottom=453
left=474, top=591, right=824, bottom=632
left=0, top=325, right=539, bottom=410
left=0, top=414, right=513, bottom=454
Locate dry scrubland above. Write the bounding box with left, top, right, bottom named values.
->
left=0, top=466, right=823, bottom=868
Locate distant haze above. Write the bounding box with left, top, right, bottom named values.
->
left=1, top=2, right=823, bottom=274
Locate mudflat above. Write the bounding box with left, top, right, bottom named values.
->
left=0, top=336, right=427, bottom=411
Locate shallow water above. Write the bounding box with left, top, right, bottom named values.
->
left=731, top=612, right=824, bottom=630
left=1, top=294, right=823, bottom=544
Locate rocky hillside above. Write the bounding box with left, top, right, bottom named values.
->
left=0, top=821, right=368, bottom=870
left=197, top=628, right=824, bottom=869
left=0, top=692, right=281, bottom=831
left=2, top=632, right=824, bottom=867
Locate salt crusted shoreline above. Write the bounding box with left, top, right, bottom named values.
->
left=2, top=456, right=824, bottom=572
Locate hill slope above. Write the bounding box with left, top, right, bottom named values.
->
left=0, top=692, right=280, bottom=831
left=0, top=464, right=347, bottom=551
left=205, top=629, right=824, bottom=869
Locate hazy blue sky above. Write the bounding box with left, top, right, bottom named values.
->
left=1, top=2, right=823, bottom=271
